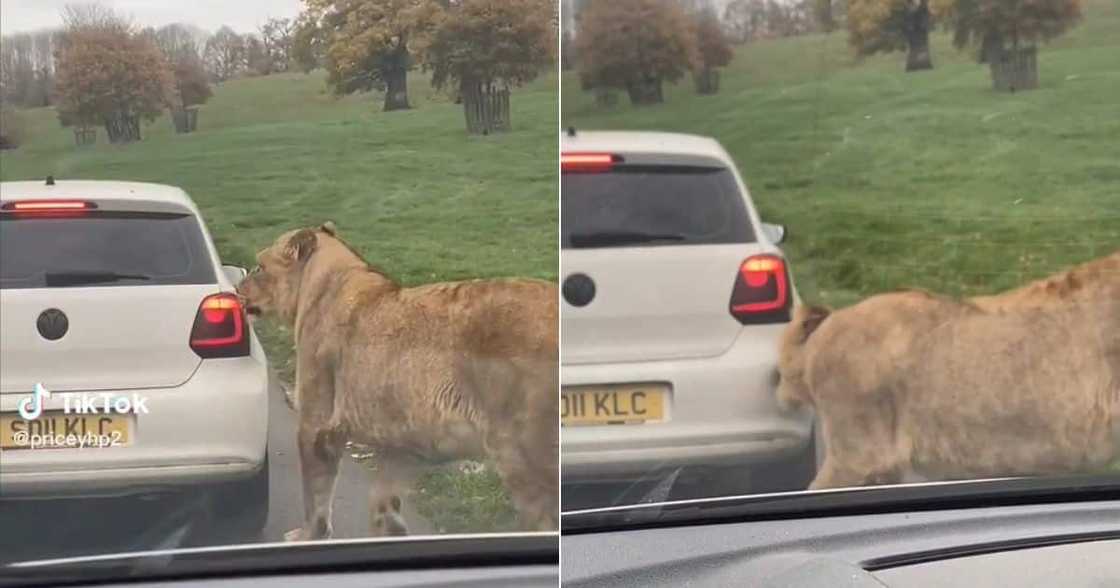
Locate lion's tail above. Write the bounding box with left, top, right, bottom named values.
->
left=776, top=304, right=831, bottom=412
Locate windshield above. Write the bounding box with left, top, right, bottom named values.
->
left=559, top=0, right=1120, bottom=519
left=0, top=0, right=559, bottom=579
left=562, top=166, right=755, bottom=248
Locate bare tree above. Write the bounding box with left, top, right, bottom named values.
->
left=204, top=26, right=247, bottom=82
left=259, top=17, right=295, bottom=73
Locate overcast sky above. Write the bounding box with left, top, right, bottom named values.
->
left=1, top=0, right=304, bottom=36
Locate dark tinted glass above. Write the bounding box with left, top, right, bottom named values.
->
left=561, top=166, right=754, bottom=249
left=0, top=212, right=216, bottom=288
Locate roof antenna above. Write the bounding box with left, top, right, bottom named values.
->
left=45, top=175, right=55, bottom=186
left=566, top=126, right=576, bottom=137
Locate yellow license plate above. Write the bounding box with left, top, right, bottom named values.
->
left=0, top=412, right=134, bottom=449
left=561, top=384, right=668, bottom=426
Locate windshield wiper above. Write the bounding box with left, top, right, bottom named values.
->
left=569, top=230, right=686, bottom=248
left=44, top=271, right=152, bottom=287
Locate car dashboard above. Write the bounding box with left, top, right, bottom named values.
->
left=561, top=498, right=1120, bottom=587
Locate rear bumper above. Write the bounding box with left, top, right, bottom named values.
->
left=0, top=356, right=269, bottom=499
left=561, top=326, right=812, bottom=482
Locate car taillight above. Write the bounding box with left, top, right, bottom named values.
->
left=190, top=293, right=250, bottom=358
left=729, top=254, right=791, bottom=324
left=0, top=200, right=97, bottom=216
left=562, top=152, right=620, bottom=173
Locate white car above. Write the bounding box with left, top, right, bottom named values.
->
left=0, top=180, right=269, bottom=535
left=561, top=131, right=814, bottom=498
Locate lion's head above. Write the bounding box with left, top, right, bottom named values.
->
left=237, top=221, right=337, bottom=324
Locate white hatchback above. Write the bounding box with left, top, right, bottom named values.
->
left=0, top=180, right=269, bottom=532
left=561, top=131, right=814, bottom=499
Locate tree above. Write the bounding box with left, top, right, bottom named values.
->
left=301, top=0, right=439, bottom=112
left=291, top=12, right=328, bottom=72
left=245, top=34, right=270, bottom=76
left=148, top=24, right=212, bottom=112
left=813, top=0, right=836, bottom=31
left=424, top=0, right=556, bottom=133
left=54, top=8, right=173, bottom=144
left=0, top=105, right=26, bottom=150
left=260, top=17, right=295, bottom=73
left=575, top=0, right=698, bottom=106
left=691, top=8, right=733, bottom=94
left=932, top=0, right=1080, bottom=90
left=848, top=0, right=935, bottom=71
left=205, top=26, right=247, bottom=81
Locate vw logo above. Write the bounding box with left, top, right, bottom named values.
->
left=37, top=308, right=69, bottom=341
left=563, top=273, right=596, bottom=307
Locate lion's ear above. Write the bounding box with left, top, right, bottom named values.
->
left=321, top=221, right=338, bottom=236
left=286, top=229, right=318, bottom=262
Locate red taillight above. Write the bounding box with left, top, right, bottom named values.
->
left=730, top=254, right=791, bottom=324
left=562, top=152, right=618, bottom=173
left=190, top=293, right=250, bottom=358
left=1, top=200, right=96, bottom=215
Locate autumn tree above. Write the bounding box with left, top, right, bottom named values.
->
left=848, top=0, right=935, bottom=71
left=54, top=6, right=173, bottom=144
left=576, top=0, right=698, bottom=106
left=932, top=0, right=1081, bottom=91
left=692, top=8, right=733, bottom=94
left=300, top=0, right=438, bottom=112
left=205, top=26, right=247, bottom=81
left=423, top=0, right=555, bottom=134
left=0, top=105, right=25, bottom=150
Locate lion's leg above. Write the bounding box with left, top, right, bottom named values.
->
left=487, top=426, right=558, bottom=532
left=368, top=455, right=423, bottom=537
left=808, top=400, right=906, bottom=490
left=285, top=422, right=344, bottom=542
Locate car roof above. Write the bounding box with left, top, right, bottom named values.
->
left=0, top=180, right=198, bottom=214
left=561, top=130, right=731, bottom=162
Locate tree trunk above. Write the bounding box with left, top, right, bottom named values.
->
left=978, top=32, right=1003, bottom=64
left=626, top=76, right=663, bottom=105
left=990, top=46, right=1038, bottom=93
left=694, top=67, right=721, bottom=95
left=104, top=112, right=141, bottom=144
left=904, top=0, right=933, bottom=72
left=382, top=66, right=410, bottom=112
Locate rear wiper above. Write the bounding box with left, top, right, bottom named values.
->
left=44, top=271, right=152, bottom=287
left=569, top=230, right=686, bottom=247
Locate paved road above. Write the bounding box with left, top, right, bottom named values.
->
left=262, top=374, right=434, bottom=541
left=0, top=374, right=432, bottom=564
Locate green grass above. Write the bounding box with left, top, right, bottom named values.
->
left=563, top=0, right=1120, bottom=308
left=1, top=70, right=556, bottom=532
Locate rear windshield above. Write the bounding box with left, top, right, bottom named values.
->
left=0, top=212, right=216, bottom=289
left=561, top=165, right=755, bottom=249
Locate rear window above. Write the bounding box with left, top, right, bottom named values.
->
left=561, top=165, right=755, bottom=249
left=0, top=212, right=216, bottom=289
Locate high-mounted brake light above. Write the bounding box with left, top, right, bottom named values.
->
left=562, top=152, right=619, bottom=173
left=1, top=200, right=97, bottom=212
left=729, top=254, right=791, bottom=324
left=190, top=293, right=250, bottom=358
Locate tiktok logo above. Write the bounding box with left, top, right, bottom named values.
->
left=18, top=382, right=51, bottom=420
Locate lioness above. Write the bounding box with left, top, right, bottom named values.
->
left=237, top=222, right=558, bottom=540
left=778, top=251, right=1120, bottom=489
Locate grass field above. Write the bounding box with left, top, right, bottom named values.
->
left=562, top=0, right=1120, bottom=308
left=1, top=70, right=556, bottom=532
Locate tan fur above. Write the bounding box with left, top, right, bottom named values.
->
left=777, top=251, right=1120, bottom=489
left=238, top=223, right=558, bottom=539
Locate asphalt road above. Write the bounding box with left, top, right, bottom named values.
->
left=0, top=374, right=432, bottom=564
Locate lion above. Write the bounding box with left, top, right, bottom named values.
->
left=777, top=251, right=1120, bottom=490
left=237, top=222, right=558, bottom=540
